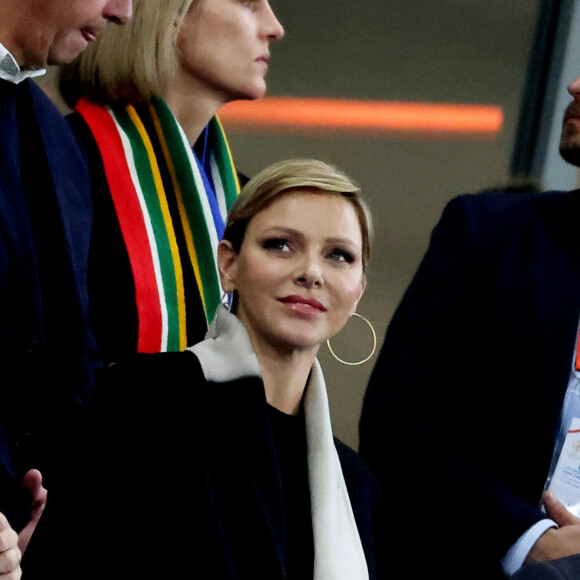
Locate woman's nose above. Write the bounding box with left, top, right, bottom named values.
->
left=295, top=256, right=323, bottom=288
left=262, top=2, right=285, bottom=42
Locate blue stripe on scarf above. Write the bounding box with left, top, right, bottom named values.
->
left=193, top=150, right=225, bottom=240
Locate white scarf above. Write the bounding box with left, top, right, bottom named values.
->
left=188, top=305, right=369, bottom=580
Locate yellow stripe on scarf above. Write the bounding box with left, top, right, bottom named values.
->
left=127, top=105, right=187, bottom=351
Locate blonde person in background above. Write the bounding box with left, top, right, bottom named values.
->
left=60, top=0, right=284, bottom=363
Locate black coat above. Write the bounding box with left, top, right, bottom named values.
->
left=25, top=351, right=387, bottom=579
left=0, top=79, right=97, bottom=529
left=359, top=190, right=580, bottom=580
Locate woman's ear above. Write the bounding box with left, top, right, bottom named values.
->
left=217, top=240, right=238, bottom=293
left=352, top=274, right=367, bottom=314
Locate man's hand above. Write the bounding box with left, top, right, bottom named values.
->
left=17, top=469, right=47, bottom=554
left=0, top=513, right=21, bottom=579
left=527, top=491, right=580, bottom=563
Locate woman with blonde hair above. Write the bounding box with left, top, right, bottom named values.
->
left=62, top=0, right=284, bottom=361
left=23, top=159, right=386, bottom=579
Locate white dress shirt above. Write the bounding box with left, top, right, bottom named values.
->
left=0, top=42, right=45, bottom=84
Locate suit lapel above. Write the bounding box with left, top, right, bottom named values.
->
left=533, top=191, right=580, bottom=426
left=26, top=81, right=92, bottom=311
left=0, top=81, right=42, bottom=329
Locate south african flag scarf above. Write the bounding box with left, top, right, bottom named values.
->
left=76, top=96, right=240, bottom=353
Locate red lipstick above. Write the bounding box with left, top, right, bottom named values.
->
left=278, top=295, right=327, bottom=313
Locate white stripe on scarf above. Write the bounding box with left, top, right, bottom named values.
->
left=108, top=106, right=169, bottom=351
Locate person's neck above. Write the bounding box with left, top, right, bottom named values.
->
left=252, top=340, right=318, bottom=416
left=164, top=77, right=225, bottom=146
left=0, top=3, right=45, bottom=68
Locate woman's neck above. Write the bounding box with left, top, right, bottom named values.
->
left=164, top=76, right=225, bottom=146
left=253, top=342, right=318, bottom=416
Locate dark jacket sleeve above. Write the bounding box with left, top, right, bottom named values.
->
left=512, top=555, right=580, bottom=580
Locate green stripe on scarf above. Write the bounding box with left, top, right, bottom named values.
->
left=150, top=97, right=239, bottom=325
left=209, top=116, right=240, bottom=208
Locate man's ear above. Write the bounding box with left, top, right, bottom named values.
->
left=218, top=240, right=238, bottom=293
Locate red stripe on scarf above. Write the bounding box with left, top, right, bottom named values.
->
left=76, top=98, right=162, bottom=352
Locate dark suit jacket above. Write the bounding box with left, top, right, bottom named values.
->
left=24, top=352, right=387, bottom=579
left=513, top=555, right=580, bottom=580
left=359, top=190, right=580, bottom=580
left=0, top=79, right=97, bottom=529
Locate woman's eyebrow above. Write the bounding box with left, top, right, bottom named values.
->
left=325, top=236, right=361, bottom=249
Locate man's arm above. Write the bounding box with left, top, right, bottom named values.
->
left=511, top=496, right=580, bottom=580
left=526, top=492, right=580, bottom=563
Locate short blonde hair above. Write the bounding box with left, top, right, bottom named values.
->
left=224, top=159, right=373, bottom=272
left=59, top=0, right=196, bottom=107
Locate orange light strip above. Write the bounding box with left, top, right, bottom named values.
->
left=219, top=97, right=503, bottom=137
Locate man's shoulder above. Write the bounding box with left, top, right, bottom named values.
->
left=450, top=188, right=572, bottom=215
left=0, top=78, right=73, bottom=141
left=439, top=189, right=577, bottom=236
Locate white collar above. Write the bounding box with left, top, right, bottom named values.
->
left=188, top=306, right=369, bottom=580
left=0, top=42, right=45, bottom=84
left=187, top=304, right=261, bottom=382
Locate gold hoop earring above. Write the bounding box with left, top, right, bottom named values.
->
left=326, top=312, right=377, bottom=366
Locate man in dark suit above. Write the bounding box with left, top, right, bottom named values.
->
left=0, top=0, right=132, bottom=571
left=359, top=74, right=580, bottom=579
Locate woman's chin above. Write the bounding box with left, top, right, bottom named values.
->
left=226, top=83, right=267, bottom=104
left=278, top=335, right=324, bottom=355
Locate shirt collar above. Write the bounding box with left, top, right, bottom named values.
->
left=0, top=42, right=46, bottom=84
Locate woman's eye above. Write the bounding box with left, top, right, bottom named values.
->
left=263, top=238, right=291, bottom=252
left=328, top=248, right=355, bottom=263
